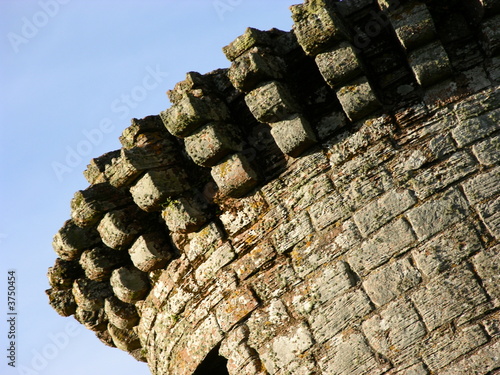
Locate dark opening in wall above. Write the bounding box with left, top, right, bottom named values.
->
left=193, top=344, right=229, bottom=375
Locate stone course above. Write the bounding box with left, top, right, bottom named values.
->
left=47, top=1, right=500, bottom=374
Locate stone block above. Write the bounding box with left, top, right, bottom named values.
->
left=83, top=150, right=120, bottom=184
left=481, top=14, right=500, bottom=56
left=184, top=122, right=242, bottom=167
left=228, top=47, right=285, bottom=92
left=52, top=220, right=101, bottom=261
left=72, top=278, right=113, bottom=311
left=79, top=246, right=128, bottom=281
left=336, top=76, right=381, bottom=121
left=119, top=115, right=165, bottom=149
left=318, top=331, right=389, bottom=375
left=219, top=191, right=268, bottom=236
left=259, top=323, right=314, bottom=374
left=477, top=195, right=500, bottom=239
left=348, top=218, right=417, bottom=275
left=307, top=261, right=356, bottom=305
left=472, top=134, right=500, bottom=166
left=406, top=187, right=470, bottom=241
left=408, top=41, right=452, bottom=87
left=108, top=323, right=141, bottom=352
left=232, top=241, right=276, bottom=280
left=244, top=81, right=299, bottom=124
left=252, top=260, right=300, bottom=301
left=483, top=311, right=500, bottom=337
left=353, top=188, right=417, bottom=237
left=104, top=295, right=139, bottom=330
left=290, top=1, right=347, bottom=55
left=272, top=211, right=313, bottom=253
left=110, top=266, right=150, bottom=304
left=166, top=273, right=198, bottom=316
left=270, top=114, right=317, bottom=157
left=438, top=340, right=500, bottom=375
left=161, top=196, right=208, bottom=234
left=195, top=242, right=235, bottom=285
left=160, top=94, right=230, bottom=138
left=473, top=245, right=500, bottom=302
left=315, top=42, right=363, bottom=88
left=46, top=289, right=77, bottom=317
left=211, top=153, right=259, bottom=198
left=130, top=168, right=189, bottom=212
left=363, top=257, right=421, bottom=307
left=308, top=193, right=351, bottom=230
left=215, top=287, right=259, bottom=332
left=462, top=166, right=500, bottom=204
left=223, top=27, right=273, bottom=61
left=70, top=183, right=132, bottom=228
left=451, top=108, right=500, bottom=147
left=48, top=258, right=84, bottom=290
left=308, top=289, right=373, bottom=343
left=187, top=222, right=224, bottom=261
left=412, top=221, right=483, bottom=278
left=129, top=233, right=173, bottom=273
left=97, top=206, right=146, bottom=250
left=410, top=151, right=478, bottom=199
left=362, top=299, right=426, bottom=364
left=247, top=299, right=292, bottom=348
left=390, top=2, right=436, bottom=50
left=74, top=307, right=107, bottom=332
left=411, top=266, right=489, bottom=331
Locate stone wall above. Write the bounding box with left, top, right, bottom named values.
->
left=47, top=0, right=500, bottom=374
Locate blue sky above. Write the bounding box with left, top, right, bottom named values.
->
left=0, top=1, right=294, bottom=374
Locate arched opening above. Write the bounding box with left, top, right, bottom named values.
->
left=193, top=344, right=229, bottom=375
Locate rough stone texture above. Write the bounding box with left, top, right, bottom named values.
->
left=48, top=2, right=500, bottom=374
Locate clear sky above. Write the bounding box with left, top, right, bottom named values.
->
left=0, top=1, right=295, bottom=374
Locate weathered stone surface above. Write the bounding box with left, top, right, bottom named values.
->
left=481, top=14, right=500, bottom=56
left=74, top=307, right=108, bottom=332
left=315, top=42, right=362, bottom=88
left=211, top=153, right=259, bottom=198
left=52, top=220, right=100, bottom=260
left=184, top=122, right=242, bottom=167
left=406, top=187, right=470, bottom=241
left=129, top=232, right=173, bottom=272
left=308, top=193, right=351, bottom=230
left=187, top=222, right=224, bottom=261
left=451, top=108, right=499, bottom=147
left=104, top=295, right=139, bottom=330
left=215, top=287, right=259, bottom=332
left=438, top=339, right=500, bottom=375
left=477, top=195, right=500, bottom=239
left=306, top=261, right=355, bottom=306
left=161, top=196, right=208, bottom=233
left=110, top=266, right=150, bottom=304
left=219, top=191, right=268, bottom=236
left=336, top=76, right=381, bottom=121
left=408, top=41, right=452, bottom=87
left=46, top=289, right=77, bottom=317
left=251, top=260, right=300, bottom=301
left=97, top=206, right=146, bottom=250
left=72, top=278, right=113, bottom=311
left=232, top=242, right=276, bottom=280
left=411, top=266, right=489, bottom=331
left=223, top=27, right=273, bottom=61
left=108, top=323, right=141, bottom=352
left=84, top=150, right=120, bottom=184
left=389, top=2, right=436, bottom=50
left=473, top=245, right=500, bottom=303
left=270, top=114, right=317, bottom=157
left=353, top=188, right=417, bottom=237
left=195, top=242, right=235, bottom=285
left=245, top=81, right=299, bottom=124
left=48, top=258, right=84, bottom=289
left=79, top=246, right=128, bottom=281
left=363, top=257, right=421, bottom=307
left=130, top=168, right=190, bottom=212
left=272, top=211, right=313, bottom=253
left=119, top=115, right=165, bottom=149
left=472, top=134, right=500, bottom=166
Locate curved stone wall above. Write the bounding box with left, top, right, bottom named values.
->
left=48, top=0, right=500, bottom=374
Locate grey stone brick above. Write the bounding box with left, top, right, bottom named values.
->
left=477, top=195, right=500, bottom=239
left=215, top=286, right=259, bottom=332
left=406, top=187, right=470, bottom=241
left=307, top=261, right=356, bottom=306
left=438, top=340, right=500, bottom=375
left=390, top=2, right=436, bottom=50
left=363, top=257, right=421, bottom=307
left=247, top=299, right=292, bottom=349
left=129, top=233, right=173, bottom=273
left=252, top=260, right=300, bottom=301
left=195, top=242, right=235, bottom=285
left=422, top=324, right=488, bottom=372
left=308, top=193, right=351, bottom=230
left=232, top=241, right=275, bottom=280
left=462, top=166, right=500, bottom=204
left=362, top=299, right=426, bottom=365
left=110, top=266, right=150, bottom=304
left=97, top=206, right=145, bottom=250
left=318, top=331, right=389, bottom=375
left=79, top=247, right=127, bottom=281
left=336, top=76, right=381, bottom=121
left=353, top=188, right=417, bottom=237
left=104, top=295, right=139, bottom=330
left=72, top=278, right=113, bottom=311
left=270, top=114, right=317, bottom=157
left=473, top=244, right=500, bottom=303
left=108, top=323, right=141, bottom=352
left=187, top=222, right=224, bottom=261
left=309, top=289, right=373, bottom=343
left=481, top=14, right=500, bottom=56
left=472, top=133, right=500, bottom=166
left=451, top=108, right=499, bottom=147
left=211, top=153, right=259, bottom=198
left=222, top=27, right=273, bottom=62
left=348, top=218, right=417, bottom=276
left=272, top=211, right=313, bottom=253
left=411, top=266, right=489, bottom=331
left=412, top=221, right=483, bottom=278
left=52, top=220, right=100, bottom=261
left=410, top=151, right=478, bottom=199
left=409, top=41, right=452, bottom=87
left=219, top=191, right=268, bottom=236
left=315, top=42, right=362, bottom=88
left=244, top=81, right=299, bottom=124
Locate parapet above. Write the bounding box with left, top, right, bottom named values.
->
left=48, top=0, right=500, bottom=374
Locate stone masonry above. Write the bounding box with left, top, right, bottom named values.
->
left=48, top=0, right=500, bottom=374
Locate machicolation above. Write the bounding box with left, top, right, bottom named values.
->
left=48, top=0, right=500, bottom=374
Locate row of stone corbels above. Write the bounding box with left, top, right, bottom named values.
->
left=160, top=71, right=259, bottom=198
left=290, top=0, right=382, bottom=122
left=223, top=27, right=319, bottom=158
